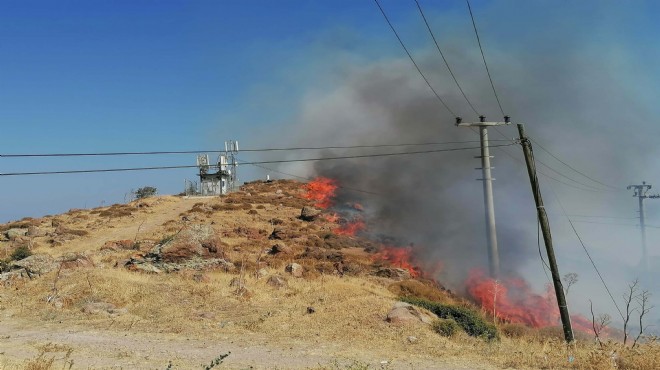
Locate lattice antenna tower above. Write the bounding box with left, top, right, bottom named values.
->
left=223, top=140, right=239, bottom=192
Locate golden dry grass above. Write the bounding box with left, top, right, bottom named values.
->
left=1, top=180, right=659, bottom=369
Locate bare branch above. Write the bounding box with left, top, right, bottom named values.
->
left=633, top=290, right=654, bottom=348
left=623, top=279, right=640, bottom=346
left=563, top=272, right=578, bottom=296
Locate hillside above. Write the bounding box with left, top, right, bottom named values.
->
left=0, top=180, right=658, bottom=369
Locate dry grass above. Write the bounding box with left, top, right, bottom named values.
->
left=2, top=180, right=660, bottom=369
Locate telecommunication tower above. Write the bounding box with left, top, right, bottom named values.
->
left=195, top=140, right=239, bottom=196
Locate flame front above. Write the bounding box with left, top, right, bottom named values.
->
left=466, top=269, right=593, bottom=332
left=333, top=218, right=366, bottom=236
left=303, top=177, right=338, bottom=209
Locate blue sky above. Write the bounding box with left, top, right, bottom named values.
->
left=1, top=0, right=660, bottom=222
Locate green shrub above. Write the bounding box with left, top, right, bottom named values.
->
left=402, top=297, right=499, bottom=340
left=10, top=246, right=32, bottom=261
left=135, top=186, right=157, bottom=199
left=432, top=318, right=461, bottom=337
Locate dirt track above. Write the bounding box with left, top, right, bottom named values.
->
left=0, top=317, right=491, bottom=369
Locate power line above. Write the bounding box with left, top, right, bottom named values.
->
left=465, top=0, right=505, bottom=116
left=414, top=0, right=479, bottom=117
left=0, top=143, right=516, bottom=177
left=483, top=126, right=618, bottom=193
left=373, top=0, right=457, bottom=117
left=485, top=136, right=610, bottom=193
left=571, top=220, right=638, bottom=227
left=530, top=137, right=623, bottom=191
left=566, top=214, right=638, bottom=220
left=535, top=158, right=609, bottom=191
left=0, top=140, right=512, bottom=158
left=548, top=186, right=625, bottom=321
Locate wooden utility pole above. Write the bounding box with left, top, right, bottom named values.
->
left=517, top=123, right=574, bottom=343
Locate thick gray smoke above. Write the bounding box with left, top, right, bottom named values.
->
left=250, top=2, right=660, bottom=328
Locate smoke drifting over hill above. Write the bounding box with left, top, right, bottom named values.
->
left=253, top=1, right=660, bottom=328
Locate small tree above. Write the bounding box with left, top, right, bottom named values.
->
left=633, top=289, right=654, bottom=347
left=589, top=299, right=610, bottom=348
left=135, top=186, right=157, bottom=199
left=623, top=279, right=639, bottom=345
left=563, top=272, right=579, bottom=296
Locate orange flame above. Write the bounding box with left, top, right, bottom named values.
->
left=373, top=246, right=418, bottom=278
left=333, top=219, right=366, bottom=236
left=465, top=269, right=592, bottom=332
left=303, top=177, right=338, bottom=209
left=324, top=213, right=339, bottom=223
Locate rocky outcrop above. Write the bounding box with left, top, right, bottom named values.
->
left=386, top=301, right=436, bottom=324
left=299, top=206, right=321, bottom=221
left=285, top=263, right=304, bottom=278
left=11, top=254, right=57, bottom=275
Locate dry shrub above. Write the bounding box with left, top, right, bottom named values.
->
left=247, top=209, right=259, bottom=215
left=308, top=233, right=374, bottom=250
left=98, top=205, right=133, bottom=218
left=200, top=235, right=229, bottom=257
left=23, top=354, right=55, bottom=370
left=0, top=220, right=32, bottom=232
left=256, top=205, right=266, bottom=210
left=55, top=226, right=89, bottom=237
left=534, top=326, right=565, bottom=341
left=616, top=341, right=660, bottom=370
left=269, top=218, right=284, bottom=225
left=500, top=323, right=532, bottom=338
left=161, top=241, right=208, bottom=262
left=388, top=280, right=451, bottom=304
left=225, top=226, right=267, bottom=240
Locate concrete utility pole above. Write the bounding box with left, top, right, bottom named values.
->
left=517, top=123, right=574, bottom=343
left=456, top=115, right=510, bottom=279
left=627, top=182, right=659, bottom=273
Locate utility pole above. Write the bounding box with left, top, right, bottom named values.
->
left=456, top=115, right=510, bottom=279
left=627, top=182, right=659, bottom=273
left=517, top=123, right=574, bottom=343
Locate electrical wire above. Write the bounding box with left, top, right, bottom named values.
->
left=414, top=0, right=480, bottom=117
left=0, top=143, right=516, bottom=177
left=571, top=220, right=638, bottom=227
left=373, top=0, right=457, bottom=117
left=537, top=218, right=552, bottom=283
left=485, top=136, right=609, bottom=193
left=465, top=0, right=505, bottom=116
left=530, top=137, right=623, bottom=191
left=0, top=140, right=511, bottom=158
left=547, top=184, right=626, bottom=321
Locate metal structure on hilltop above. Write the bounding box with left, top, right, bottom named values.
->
left=191, top=140, right=239, bottom=196
left=456, top=115, right=511, bottom=279
left=627, top=181, right=659, bottom=273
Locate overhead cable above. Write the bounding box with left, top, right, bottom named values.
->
left=0, top=143, right=516, bottom=176
left=0, top=140, right=512, bottom=158
left=530, top=137, right=623, bottom=191
left=414, top=0, right=480, bottom=117
left=373, top=0, right=457, bottom=117
left=465, top=0, right=505, bottom=116
left=548, top=186, right=626, bottom=320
